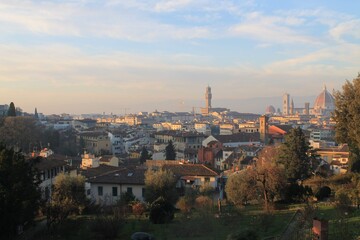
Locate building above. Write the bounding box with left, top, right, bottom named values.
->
left=86, top=168, right=146, bottom=205
left=78, top=132, right=112, bottom=155
left=201, top=85, right=212, bottom=115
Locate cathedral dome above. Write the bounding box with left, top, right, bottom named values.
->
left=314, top=86, right=334, bottom=110
left=265, top=105, right=276, bottom=114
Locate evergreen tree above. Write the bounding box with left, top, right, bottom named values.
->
left=333, top=73, right=360, bottom=172
left=0, top=145, right=41, bottom=238
left=278, top=127, right=314, bottom=181
left=7, top=102, right=16, bottom=117
left=165, top=140, right=176, bottom=160
left=139, top=146, right=151, bottom=164
left=34, top=108, right=39, bottom=119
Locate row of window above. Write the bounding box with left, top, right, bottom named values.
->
left=96, top=186, right=145, bottom=197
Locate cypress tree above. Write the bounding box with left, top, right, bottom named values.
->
left=7, top=102, right=16, bottom=117
left=165, top=140, right=176, bottom=160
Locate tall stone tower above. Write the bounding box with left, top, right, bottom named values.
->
left=205, top=85, right=212, bottom=110
left=283, top=93, right=290, bottom=115
left=259, top=115, right=269, bottom=144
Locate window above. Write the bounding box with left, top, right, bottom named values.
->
left=205, top=177, right=210, bottom=183
left=112, top=187, right=118, bottom=197
left=127, top=187, right=133, bottom=194
left=98, top=186, right=103, bottom=196
left=142, top=188, right=145, bottom=197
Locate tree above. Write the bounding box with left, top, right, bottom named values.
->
left=46, top=173, right=86, bottom=227
left=0, top=116, right=42, bottom=152
left=34, top=108, right=39, bottom=119
left=165, top=140, right=176, bottom=160
left=144, top=168, right=178, bottom=204
left=7, top=102, right=16, bottom=117
left=0, top=145, right=41, bottom=238
left=139, top=146, right=151, bottom=164
left=255, top=146, right=286, bottom=211
left=333, top=73, right=360, bottom=172
left=278, top=127, right=315, bottom=181
left=225, top=170, right=258, bottom=207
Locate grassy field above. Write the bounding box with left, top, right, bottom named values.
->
left=28, top=203, right=360, bottom=240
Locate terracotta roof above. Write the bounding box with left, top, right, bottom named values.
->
left=87, top=168, right=146, bottom=185
left=162, top=164, right=218, bottom=177
left=80, top=165, right=122, bottom=179
left=214, top=132, right=260, bottom=143
left=155, top=130, right=205, bottom=138
left=32, top=156, right=67, bottom=171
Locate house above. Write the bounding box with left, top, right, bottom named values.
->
left=86, top=168, right=146, bottom=205
left=203, top=132, right=260, bottom=148
left=32, top=155, right=67, bottom=199
left=317, top=144, right=349, bottom=174
left=162, top=163, right=219, bottom=189
left=78, top=131, right=112, bottom=155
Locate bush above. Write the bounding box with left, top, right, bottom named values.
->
left=149, top=198, right=175, bottom=224
left=195, top=196, right=213, bottom=212
left=132, top=202, right=147, bottom=219
left=227, top=229, right=258, bottom=240
left=315, top=186, right=331, bottom=201
left=176, top=196, right=193, bottom=215
left=91, top=215, right=123, bottom=239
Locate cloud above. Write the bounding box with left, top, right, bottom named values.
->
left=228, top=12, right=317, bottom=44
left=154, top=0, right=193, bottom=12
left=330, top=19, right=360, bottom=41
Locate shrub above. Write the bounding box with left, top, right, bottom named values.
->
left=176, top=196, right=193, bottom=215
left=226, top=229, right=258, bottom=240
left=315, top=186, right=331, bottom=201
left=132, top=202, right=147, bottom=220
left=91, top=215, right=123, bottom=239
left=149, top=198, right=175, bottom=224
left=195, top=196, right=213, bottom=212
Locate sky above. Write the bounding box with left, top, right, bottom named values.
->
left=0, top=0, right=359, bottom=115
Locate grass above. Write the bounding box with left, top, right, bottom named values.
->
left=27, top=203, right=360, bottom=240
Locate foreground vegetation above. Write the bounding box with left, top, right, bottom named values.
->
left=26, top=202, right=359, bottom=240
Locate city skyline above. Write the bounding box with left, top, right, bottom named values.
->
left=0, top=0, right=359, bottom=114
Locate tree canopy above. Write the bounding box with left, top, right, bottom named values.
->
left=278, top=127, right=313, bottom=181
left=225, top=170, right=257, bottom=207
left=144, top=168, right=178, bottom=204
left=333, top=73, right=360, bottom=172
left=165, top=140, right=176, bottom=160
left=0, top=145, right=41, bottom=238
left=7, top=102, right=16, bottom=117
left=139, top=146, right=151, bottom=164
left=46, top=173, right=87, bottom=227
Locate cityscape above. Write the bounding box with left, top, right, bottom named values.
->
left=1, top=1, right=360, bottom=240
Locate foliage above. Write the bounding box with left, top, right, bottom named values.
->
left=149, top=197, right=175, bottom=224
left=334, top=174, right=360, bottom=210
left=199, top=182, right=215, bottom=196
left=255, top=146, right=286, bottom=211
left=0, top=116, right=42, bottom=152
left=46, top=173, right=87, bottom=227
left=225, top=170, right=258, bottom=207
left=283, top=183, right=313, bottom=203
left=91, top=215, right=123, bottom=239
left=165, top=140, right=176, bottom=160
left=333, top=73, right=360, bottom=172
left=132, top=202, right=147, bottom=220
left=176, top=196, right=193, bottom=215
left=226, top=230, right=259, bottom=240
left=315, top=186, right=331, bottom=201
left=0, top=145, right=41, bottom=238
left=144, top=168, right=178, bottom=204
left=278, top=127, right=315, bottom=181
left=195, top=195, right=213, bottom=213
left=7, top=102, right=16, bottom=117
left=139, top=146, right=151, bottom=164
